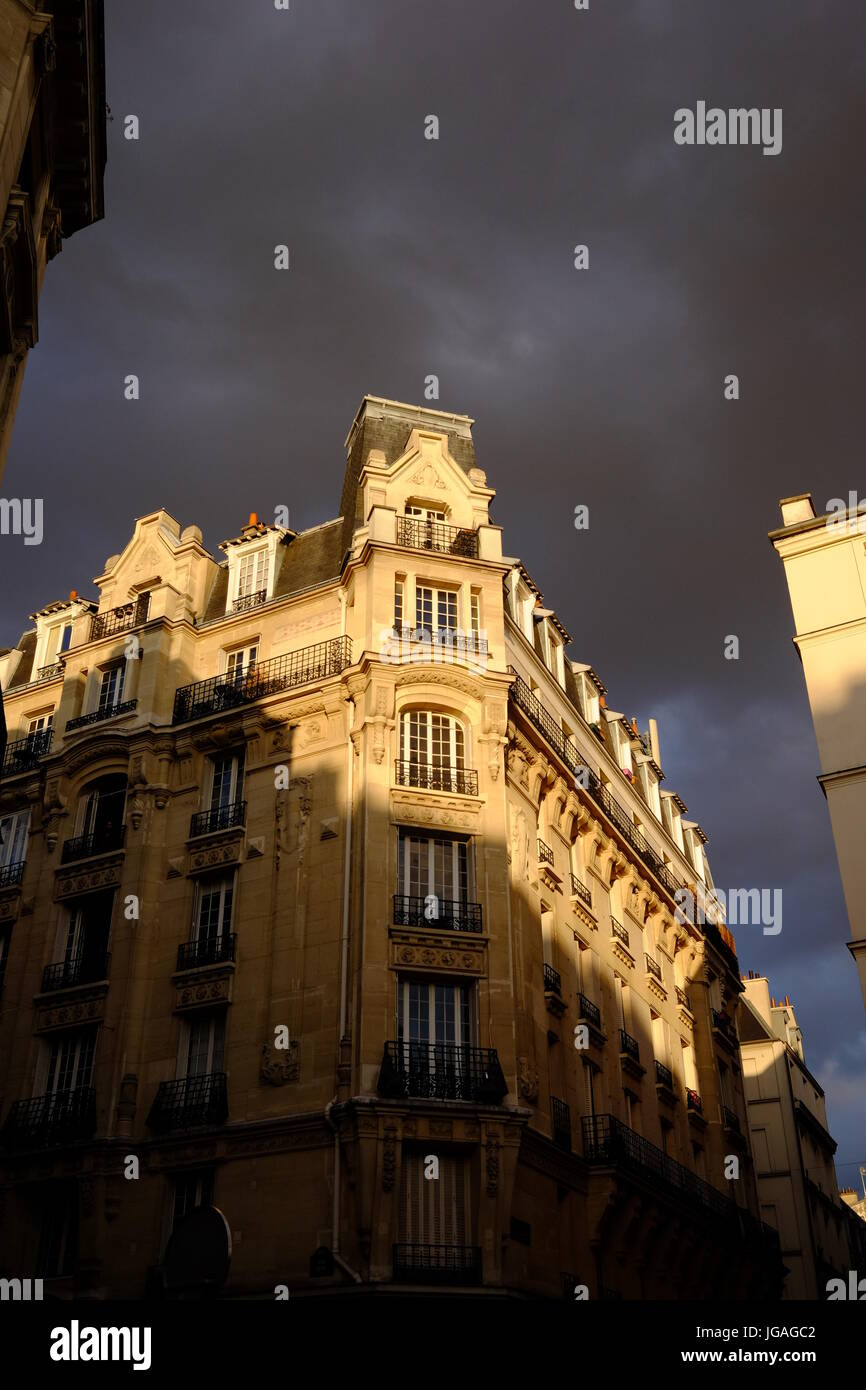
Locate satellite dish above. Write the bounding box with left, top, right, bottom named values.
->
left=162, top=1205, right=232, bottom=1299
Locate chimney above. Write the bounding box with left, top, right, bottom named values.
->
left=648, top=718, right=661, bottom=765
left=69, top=590, right=77, bottom=601
left=248, top=512, right=259, bottom=527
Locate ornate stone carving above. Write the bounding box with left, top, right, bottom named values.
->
left=382, top=1122, right=398, bottom=1191
left=390, top=931, right=487, bottom=976
left=486, top=1137, right=500, bottom=1195
left=55, top=858, right=123, bottom=901
left=517, top=1056, right=538, bottom=1103
left=174, top=970, right=232, bottom=1012
left=260, top=1039, right=300, bottom=1085
left=509, top=806, right=531, bottom=881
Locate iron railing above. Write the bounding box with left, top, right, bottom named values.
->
left=619, top=1029, right=640, bottom=1062
left=60, top=824, right=126, bottom=864
left=232, top=589, right=266, bottom=613
left=90, top=594, right=151, bottom=642
left=173, top=636, right=352, bottom=723
left=2, top=1086, right=96, bottom=1149
left=41, top=953, right=110, bottom=993
left=537, top=838, right=554, bottom=866
left=687, top=1089, right=703, bottom=1114
left=655, top=1060, right=674, bottom=1090
left=712, top=1008, right=736, bottom=1041
left=722, top=1105, right=741, bottom=1134
left=551, top=1096, right=572, bottom=1151
left=394, top=760, right=479, bottom=796
left=396, top=516, right=479, bottom=558
left=611, top=918, right=630, bottom=949
left=36, top=663, right=65, bottom=682
left=393, top=894, right=482, bottom=934
left=543, top=963, right=562, bottom=995
left=177, top=933, right=236, bottom=971
left=389, top=628, right=488, bottom=661
left=66, top=699, right=137, bottom=732
left=570, top=872, right=592, bottom=907
left=2, top=727, right=52, bottom=776
left=0, top=861, right=25, bottom=890
left=392, top=1244, right=482, bottom=1285
left=577, top=993, right=601, bottom=1029
left=645, top=954, right=662, bottom=982
left=676, top=986, right=691, bottom=1011
left=377, top=1042, right=507, bottom=1104
left=189, top=800, right=247, bottom=838
left=146, top=1072, right=228, bottom=1133
left=582, top=1113, right=731, bottom=1219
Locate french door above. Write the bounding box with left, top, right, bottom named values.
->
left=195, top=875, right=234, bottom=946
left=400, top=1149, right=468, bottom=1250
left=400, top=711, right=465, bottom=791
left=398, top=830, right=469, bottom=907
left=416, top=585, right=458, bottom=639
left=97, top=664, right=125, bottom=712
left=45, top=1031, right=96, bottom=1096
left=184, top=1013, right=226, bottom=1078
left=209, top=750, right=245, bottom=811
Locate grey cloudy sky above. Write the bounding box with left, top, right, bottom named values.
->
left=2, top=0, right=864, bottom=1169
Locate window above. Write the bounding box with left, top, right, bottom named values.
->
left=97, top=664, right=125, bottom=712
left=75, top=776, right=127, bottom=841
left=470, top=592, right=481, bottom=635
left=224, top=644, right=258, bottom=680
left=583, top=1060, right=599, bottom=1117
left=398, top=829, right=470, bottom=905
left=209, top=749, right=245, bottom=811
left=400, top=711, right=465, bottom=778
left=400, top=1149, right=468, bottom=1250
left=236, top=548, right=269, bottom=601
left=44, top=1030, right=97, bottom=1096
left=171, top=1169, right=215, bottom=1234
left=183, top=1014, right=226, bottom=1078
left=416, top=585, right=458, bottom=638
left=194, top=875, right=235, bottom=946
left=394, top=577, right=405, bottom=633
left=56, top=892, right=113, bottom=981
left=28, top=711, right=53, bottom=735
left=398, top=979, right=472, bottom=1048
left=0, top=808, right=30, bottom=870
left=45, top=621, right=73, bottom=664
left=37, top=1184, right=78, bottom=1278
left=405, top=505, right=446, bottom=523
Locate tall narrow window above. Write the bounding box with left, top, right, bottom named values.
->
left=184, top=1014, right=226, bottom=1078
left=470, top=592, right=481, bottom=634
left=416, top=585, right=458, bottom=638
left=394, top=578, right=405, bottom=633
left=97, top=664, right=125, bottom=712
left=76, top=776, right=127, bottom=846
left=45, top=1030, right=97, bottom=1096
left=194, top=875, right=234, bottom=947
left=398, top=829, right=469, bottom=905
left=400, top=711, right=465, bottom=790
left=0, top=809, right=30, bottom=870
left=209, top=750, right=245, bottom=811
left=171, top=1170, right=215, bottom=1234
left=400, top=1150, right=468, bottom=1250
left=398, top=979, right=472, bottom=1048
left=236, top=549, right=269, bottom=601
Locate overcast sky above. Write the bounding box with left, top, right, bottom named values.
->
left=1, top=0, right=864, bottom=1176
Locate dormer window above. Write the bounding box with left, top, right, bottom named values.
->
left=234, top=549, right=269, bottom=611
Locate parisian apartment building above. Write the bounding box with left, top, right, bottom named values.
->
left=738, top=972, right=864, bottom=1297
left=0, top=395, right=784, bottom=1299
left=771, top=494, right=866, bottom=1013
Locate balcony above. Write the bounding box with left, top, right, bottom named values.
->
left=189, top=800, right=247, bottom=838
left=232, top=589, right=266, bottom=614
left=655, top=1060, right=675, bottom=1096
left=543, top=962, right=562, bottom=995
left=41, top=953, right=110, bottom=993
left=645, top=954, right=662, bottom=982
left=36, top=662, right=65, bottom=682
left=395, top=516, right=479, bottom=558
left=394, top=760, right=479, bottom=796
left=89, top=594, right=150, bottom=642
left=551, top=1096, right=572, bottom=1152
left=66, top=699, right=137, bottom=732
left=392, top=1243, right=482, bottom=1286
left=582, top=1113, right=731, bottom=1220
left=577, top=992, right=601, bottom=1030
left=388, top=628, right=488, bottom=666
left=177, top=933, right=236, bottom=971
left=377, top=1041, right=507, bottom=1104
left=687, top=1089, right=702, bottom=1114
left=393, top=894, right=482, bottom=934
left=711, top=1008, right=737, bottom=1050
left=570, top=872, right=592, bottom=908
left=611, top=918, right=630, bottom=949
left=2, top=727, right=52, bottom=777
left=172, top=636, right=352, bottom=724
left=676, top=986, right=692, bottom=1011
left=0, top=861, right=25, bottom=890
left=537, top=838, right=554, bottom=867
left=722, top=1105, right=741, bottom=1135
left=619, top=1029, right=640, bottom=1063
left=146, top=1072, right=228, bottom=1133
left=60, top=823, right=126, bottom=864
left=2, top=1086, right=96, bottom=1150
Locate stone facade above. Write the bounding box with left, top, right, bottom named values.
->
left=0, top=395, right=781, bottom=1298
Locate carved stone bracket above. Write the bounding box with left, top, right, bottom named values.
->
left=260, top=1039, right=300, bottom=1085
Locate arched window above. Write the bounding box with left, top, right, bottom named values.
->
left=75, top=774, right=127, bottom=851
left=399, top=710, right=466, bottom=793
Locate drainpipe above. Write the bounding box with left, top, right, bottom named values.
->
left=324, top=693, right=362, bottom=1283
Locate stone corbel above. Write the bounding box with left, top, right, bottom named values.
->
left=561, top=790, right=582, bottom=841
left=529, top=754, right=553, bottom=806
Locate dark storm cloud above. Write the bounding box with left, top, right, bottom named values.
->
left=1, top=0, right=863, bottom=1157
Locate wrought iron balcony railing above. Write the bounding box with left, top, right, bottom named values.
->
left=89, top=594, right=150, bottom=642
left=0, top=861, right=26, bottom=890
left=66, top=699, right=137, bottom=732
left=722, top=1105, right=741, bottom=1134
left=173, top=636, right=352, bottom=723
left=41, top=953, right=110, bottom=993
left=146, top=1072, right=228, bottom=1133
left=619, top=1029, right=640, bottom=1062
left=189, top=800, right=247, bottom=838
left=543, top=962, right=562, bottom=995
left=655, top=1060, right=674, bottom=1090
left=389, top=627, right=488, bottom=662
left=645, top=954, right=662, bottom=982
left=60, top=824, right=126, bottom=864
left=2, top=727, right=52, bottom=776
left=611, top=918, right=630, bottom=949
left=551, top=1096, right=572, bottom=1151
left=570, top=872, right=592, bottom=907
left=582, top=1113, right=731, bottom=1220
left=537, top=838, right=554, bottom=866
left=232, top=589, right=267, bottom=613
left=676, top=986, right=691, bottom=1011
left=394, top=760, right=479, bottom=796
left=377, top=1041, right=507, bottom=1104
left=712, top=1008, right=736, bottom=1040
left=687, top=1089, right=703, bottom=1114
left=392, top=1243, right=482, bottom=1285
left=396, top=516, right=479, bottom=558
left=2, top=1086, right=96, bottom=1150
left=393, top=894, right=482, bottom=934
left=177, top=933, right=236, bottom=971
left=577, top=993, right=601, bottom=1029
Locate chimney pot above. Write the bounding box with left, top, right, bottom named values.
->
left=69, top=590, right=77, bottom=601
left=248, top=512, right=259, bottom=527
